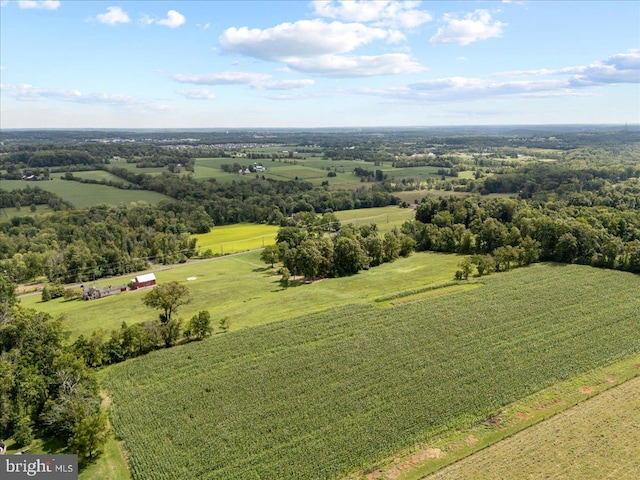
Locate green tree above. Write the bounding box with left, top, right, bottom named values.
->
left=333, top=237, right=369, bottom=276
left=68, top=411, right=109, bottom=465
left=142, top=281, right=191, bottom=323
left=382, top=231, right=401, bottom=262
left=41, top=286, right=52, bottom=302
left=188, top=311, right=212, bottom=340
left=159, top=318, right=182, bottom=348
left=279, top=267, right=290, bottom=288
left=294, top=239, right=324, bottom=280
left=12, top=416, right=34, bottom=447
left=555, top=232, right=578, bottom=263
left=459, top=258, right=474, bottom=280
left=471, top=254, right=496, bottom=276
left=0, top=273, right=17, bottom=323
left=260, top=244, right=281, bottom=267
left=518, top=236, right=541, bottom=266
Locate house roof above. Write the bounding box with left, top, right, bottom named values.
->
left=135, top=273, right=156, bottom=283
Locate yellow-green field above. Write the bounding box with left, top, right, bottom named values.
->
left=192, top=223, right=280, bottom=255
left=191, top=207, right=415, bottom=254
left=334, top=205, right=415, bottom=234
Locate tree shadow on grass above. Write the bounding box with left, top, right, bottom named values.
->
left=271, top=279, right=304, bottom=292
left=39, top=435, right=67, bottom=454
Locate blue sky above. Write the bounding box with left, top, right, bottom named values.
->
left=1, top=0, right=639, bottom=128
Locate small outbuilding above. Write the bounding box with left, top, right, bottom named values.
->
left=133, top=273, right=157, bottom=289
left=83, top=284, right=127, bottom=300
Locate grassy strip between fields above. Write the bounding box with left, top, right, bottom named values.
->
left=375, top=281, right=467, bottom=303
left=350, top=352, right=640, bottom=480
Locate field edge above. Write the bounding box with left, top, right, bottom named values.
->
left=347, top=351, right=640, bottom=480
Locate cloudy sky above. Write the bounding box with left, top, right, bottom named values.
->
left=1, top=0, right=638, bottom=128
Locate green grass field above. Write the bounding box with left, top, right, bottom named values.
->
left=0, top=204, right=55, bottom=220
left=101, top=264, right=640, bottom=480
left=0, top=178, right=170, bottom=208
left=428, top=375, right=640, bottom=480
left=334, top=205, right=415, bottom=234
left=70, top=170, right=134, bottom=185
left=20, top=250, right=461, bottom=340
left=191, top=156, right=455, bottom=187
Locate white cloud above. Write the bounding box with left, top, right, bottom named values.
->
left=219, top=18, right=426, bottom=77
left=140, top=10, right=185, bottom=28
left=156, top=10, right=185, bottom=28
left=495, top=50, right=640, bottom=86
left=17, top=0, right=60, bottom=10
left=571, top=49, right=640, bottom=85
left=196, top=22, right=210, bottom=30
left=172, top=72, right=272, bottom=86
left=285, top=53, right=425, bottom=77
left=171, top=71, right=316, bottom=91
left=349, top=50, right=639, bottom=103
left=430, top=9, right=505, bottom=46
left=312, top=0, right=432, bottom=28
left=255, top=79, right=316, bottom=90
left=1, top=83, right=136, bottom=105
left=220, top=19, right=390, bottom=60
left=96, top=6, right=130, bottom=25
left=178, top=88, right=216, bottom=100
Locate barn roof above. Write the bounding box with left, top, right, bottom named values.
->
left=135, top=273, right=156, bottom=283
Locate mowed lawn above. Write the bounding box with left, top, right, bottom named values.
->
left=20, top=250, right=462, bottom=340
left=0, top=178, right=170, bottom=208
left=428, top=376, right=640, bottom=480
left=102, top=264, right=640, bottom=480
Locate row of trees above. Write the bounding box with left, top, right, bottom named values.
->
left=0, top=278, right=108, bottom=464
left=404, top=194, right=640, bottom=273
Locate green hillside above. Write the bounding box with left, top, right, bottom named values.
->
left=103, top=264, right=640, bottom=480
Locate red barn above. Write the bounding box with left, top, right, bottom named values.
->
left=133, top=273, right=156, bottom=289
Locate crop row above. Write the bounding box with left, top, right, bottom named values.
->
left=103, top=264, right=640, bottom=480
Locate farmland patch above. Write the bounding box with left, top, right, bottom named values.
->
left=103, top=264, right=640, bottom=480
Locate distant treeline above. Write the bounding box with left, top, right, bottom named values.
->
left=402, top=189, right=640, bottom=273
left=482, top=163, right=640, bottom=197
left=95, top=168, right=400, bottom=224
left=0, top=144, right=194, bottom=170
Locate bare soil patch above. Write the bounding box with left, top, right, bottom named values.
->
left=16, top=282, right=44, bottom=294
left=385, top=448, right=446, bottom=480
left=514, top=411, right=532, bottom=419
left=579, top=386, right=595, bottom=394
